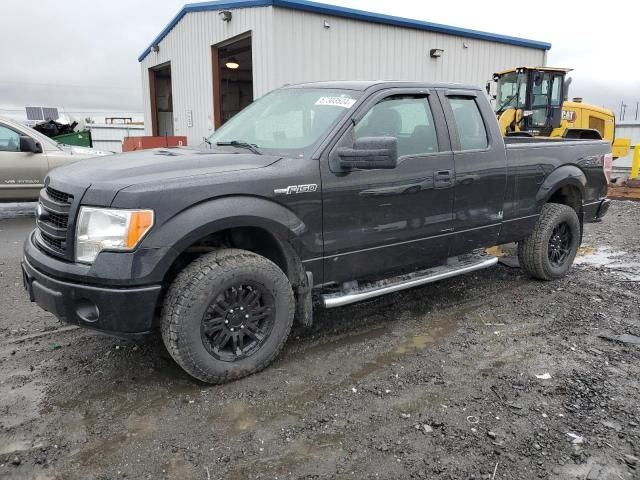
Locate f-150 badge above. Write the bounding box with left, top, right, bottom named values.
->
left=274, top=184, right=318, bottom=195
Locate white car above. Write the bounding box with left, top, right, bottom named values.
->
left=0, top=116, right=110, bottom=201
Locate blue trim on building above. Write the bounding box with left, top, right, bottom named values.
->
left=138, top=0, right=551, bottom=62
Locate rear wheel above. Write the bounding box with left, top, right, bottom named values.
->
left=161, top=249, right=294, bottom=384
left=518, top=203, right=581, bottom=280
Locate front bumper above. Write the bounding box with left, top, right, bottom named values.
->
left=22, top=248, right=162, bottom=337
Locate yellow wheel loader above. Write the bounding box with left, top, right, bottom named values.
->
left=490, top=67, right=630, bottom=158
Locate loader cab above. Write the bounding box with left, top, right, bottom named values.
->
left=493, top=67, right=569, bottom=136
left=491, top=66, right=630, bottom=158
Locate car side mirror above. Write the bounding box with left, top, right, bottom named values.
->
left=336, top=136, right=398, bottom=170
left=20, top=136, right=42, bottom=154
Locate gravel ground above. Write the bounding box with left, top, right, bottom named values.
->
left=0, top=201, right=639, bottom=480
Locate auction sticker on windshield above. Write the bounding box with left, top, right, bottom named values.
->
left=315, top=96, right=357, bottom=108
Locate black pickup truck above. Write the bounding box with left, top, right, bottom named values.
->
left=22, top=81, right=611, bottom=383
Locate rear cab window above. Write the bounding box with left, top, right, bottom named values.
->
left=447, top=96, right=488, bottom=151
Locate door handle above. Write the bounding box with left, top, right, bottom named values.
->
left=435, top=170, right=452, bottom=177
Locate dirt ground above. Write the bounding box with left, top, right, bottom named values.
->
left=0, top=201, right=639, bottom=480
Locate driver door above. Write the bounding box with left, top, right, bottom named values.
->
left=0, top=125, right=48, bottom=201
left=320, top=89, right=455, bottom=285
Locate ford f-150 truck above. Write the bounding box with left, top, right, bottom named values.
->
left=22, top=81, right=611, bottom=383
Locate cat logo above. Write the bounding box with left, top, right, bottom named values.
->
left=273, top=184, right=318, bottom=195
left=562, top=110, right=577, bottom=123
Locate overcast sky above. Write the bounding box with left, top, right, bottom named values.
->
left=1, top=0, right=638, bottom=120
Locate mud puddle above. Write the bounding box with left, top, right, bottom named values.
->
left=575, top=246, right=640, bottom=280
left=224, top=436, right=343, bottom=480
left=206, top=300, right=475, bottom=435
left=56, top=312, right=462, bottom=477
left=0, top=378, right=44, bottom=430
left=0, top=440, right=43, bottom=456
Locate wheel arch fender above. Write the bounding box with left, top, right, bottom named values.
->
left=142, top=195, right=307, bottom=282
left=535, top=165, right=587, bottom=209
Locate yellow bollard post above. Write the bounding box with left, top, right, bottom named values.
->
left=632, top=146, right=640, bottom=180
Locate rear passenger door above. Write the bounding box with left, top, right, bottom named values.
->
left=438, top=90, right=507, bottom=254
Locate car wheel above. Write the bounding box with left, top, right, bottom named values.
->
left=518, top=203, right=581, bottom=281
left=161, top=248, right=294, bottom=383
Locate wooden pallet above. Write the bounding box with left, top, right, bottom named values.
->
left=608, top=184, right=640, bottom=201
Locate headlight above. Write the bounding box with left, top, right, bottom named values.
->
left=75, top=207, right=154, bottom=264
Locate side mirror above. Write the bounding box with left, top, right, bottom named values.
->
left=336, top=136, right=398, bottom=170
left=20, top=136, right=42, bottom=154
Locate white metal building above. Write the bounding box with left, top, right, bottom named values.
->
left=139, top=0, right=551, bottom=146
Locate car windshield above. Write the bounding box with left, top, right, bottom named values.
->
left=207, top=88, right=360, bottom=154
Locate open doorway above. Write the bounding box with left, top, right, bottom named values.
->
left=212, top=34, right=253, bottom=128
left=149, top=62, right=174, bottom=136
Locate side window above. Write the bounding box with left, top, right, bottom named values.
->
left=354, top=95, right=438, bottom=157
left=0, top=126, right=20, bottom=152
left=550, top=75, right=563, bottom=106
left=448, top=97, right=488, bottom=150
left=532, top=72, right=551, bottom=107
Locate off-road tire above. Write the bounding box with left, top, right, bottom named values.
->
left=518, top=203, right=581, bottom=281
left=161, top=248, right=295, bottom=384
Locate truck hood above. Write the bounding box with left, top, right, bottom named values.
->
left=47, top=147, right=283, bottom=207
left=51, top=147, right=282, bottom=187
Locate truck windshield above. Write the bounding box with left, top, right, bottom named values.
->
left=495, top=72, right=526, bottom=112
left=207, top=88, right=360, bottom=154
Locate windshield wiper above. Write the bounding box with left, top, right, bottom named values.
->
left=215, top=140, right=262, bottom=155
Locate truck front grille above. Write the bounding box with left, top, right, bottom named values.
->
left=35, top=187, right=74, bottom=258
left=46, top=186, right=73, bottom=204
left=40, top=231, right=65, bottom=252
left=46, top=210, right=69, bottom=229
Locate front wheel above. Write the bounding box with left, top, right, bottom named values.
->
left=518, top=203, right=581, bottom=281
left=161, top=249, right=294, bottom=384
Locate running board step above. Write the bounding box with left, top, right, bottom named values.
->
left=321, top=254, right=498, bottom=308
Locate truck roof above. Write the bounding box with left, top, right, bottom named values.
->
left=285, top=80, right=483, bottom=92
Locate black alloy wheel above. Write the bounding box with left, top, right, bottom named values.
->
left=547, top=222, right=572, bottom=267
left=201, top=282, right=275, bottom=362
left=518, top=203, right=581, bottom=281
left=161, top=248, right=295, bottom=384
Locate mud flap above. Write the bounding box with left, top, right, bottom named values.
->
left=295, top=271, right=313, bottom=327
